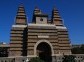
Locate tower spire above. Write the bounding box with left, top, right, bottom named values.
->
left=52, top=7, right=63, bottom=26
left=32, top=7, right=42, bottom=23
left=15, top=4, right=27, bottom=25
left=34, top=7, right=42, bottom=15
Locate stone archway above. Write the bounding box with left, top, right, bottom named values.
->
left=34, top=40, right=54, bottom=56
left=36, top=42, right=52, bottom=62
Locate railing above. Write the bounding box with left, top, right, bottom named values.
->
left=0, top=57, right=15, bottom=62
left=0, top=54, right=84, bottom=62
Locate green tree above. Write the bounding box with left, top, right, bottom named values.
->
left=71, top=44, right=84, bottom=54
left=71, top=47, right=82, bottom=54
left=29, top=57, right=45, bottom=62
left=62, top=55, right=76, bottom=62
left=80, top=44, right=84, bottom=54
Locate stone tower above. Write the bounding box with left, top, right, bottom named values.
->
left=51, top=7, right=63, bottom=26
left=27, top=7, right=71, bottom=62
left=9, top=5, right=71, bottom=62
left=9, top=5, right=27, bottom=56
left=51, top=7, right=71, bottom=54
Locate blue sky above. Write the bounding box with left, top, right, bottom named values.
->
left=0, top=0, right=84, bottom=44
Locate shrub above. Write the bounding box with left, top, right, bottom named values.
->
left=29, top=57, right=45, bottom=62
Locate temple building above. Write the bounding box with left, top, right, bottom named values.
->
left=0, top=42, right=9, bottom=57
left=1, top=4, right=84, bottom=62
left=8, top=4, right=71, bottom=62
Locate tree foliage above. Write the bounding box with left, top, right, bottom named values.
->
left=62, top=55, right=76, bottom=62
left=29, top=57, right=45, bottom=62
left=71, top=44, right=84, bottom=54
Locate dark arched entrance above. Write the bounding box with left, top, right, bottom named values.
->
left=36, top=42, right=52, bottom=62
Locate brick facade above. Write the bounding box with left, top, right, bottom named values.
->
left=9, top=5, right=71, bottom=61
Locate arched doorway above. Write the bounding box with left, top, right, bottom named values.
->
left=36, top=42, right=52, bottom=62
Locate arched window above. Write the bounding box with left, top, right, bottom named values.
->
left=40, top=18, right=43, bottom=21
